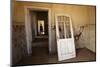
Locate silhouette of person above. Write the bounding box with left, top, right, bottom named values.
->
left=40, top=23, right=43, bottom=32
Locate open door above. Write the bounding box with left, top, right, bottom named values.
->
left=55, top=14, right=76, bottom=61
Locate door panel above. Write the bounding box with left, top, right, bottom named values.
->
left=56, top=14, right=76, bottom=61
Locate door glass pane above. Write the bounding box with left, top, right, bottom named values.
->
left=58, top=21, right=65, bottom=39
left=65, top=17, right=71, bottom=38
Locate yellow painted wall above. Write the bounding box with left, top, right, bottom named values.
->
left=12, top=1, right=96, bottom=53
left=13, top=2, right=91, bottom=25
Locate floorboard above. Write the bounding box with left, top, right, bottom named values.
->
left=15, top=47, right=96, bottom=66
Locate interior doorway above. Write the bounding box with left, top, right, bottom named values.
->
left=29, top=10, right=49, bottom=56
left=25, top=6, right=51, bottom=56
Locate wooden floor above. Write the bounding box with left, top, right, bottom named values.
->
left=15, top=47, right=96, bottom=66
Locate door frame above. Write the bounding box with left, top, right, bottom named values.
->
left=24, top=6, right=52, bottom=55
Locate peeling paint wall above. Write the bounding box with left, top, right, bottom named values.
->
left=12, top=25, right=27, bottom=64
left=83, top=24, right=96, bottom=52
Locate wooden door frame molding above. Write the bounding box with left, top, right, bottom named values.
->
left=24, top=6, right=52, bottom=55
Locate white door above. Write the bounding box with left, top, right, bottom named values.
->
left=56, top=14, right=76, bottom=61
left=25, top=8, right=32, bottom=55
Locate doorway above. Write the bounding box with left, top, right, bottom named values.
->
left=25, top=6, right=51, bottom=56
left=30, top=10, right=49, bottom=56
